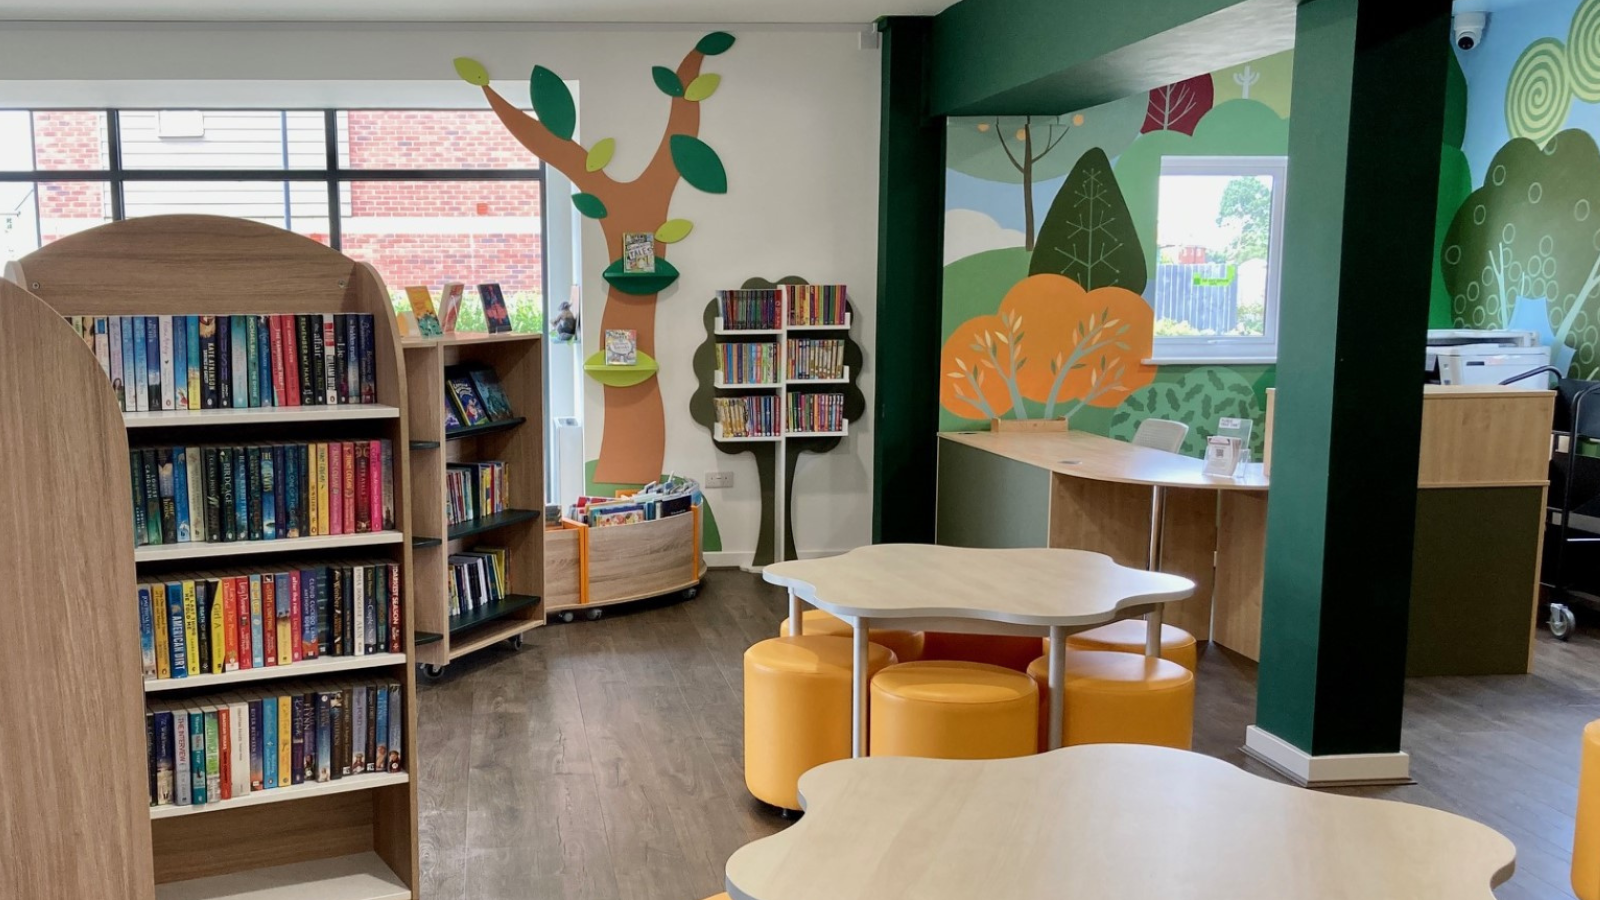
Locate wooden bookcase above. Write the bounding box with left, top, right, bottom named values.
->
left=401, top=331, right=545, bottom=675
left=6, top=215, right=420, bottom=900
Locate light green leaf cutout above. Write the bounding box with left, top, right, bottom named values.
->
left=697, top=32, right=736, bottom=55
left=685, top=74, right=721, bottom=102
left=529, top=65, right=577, bottom=141
left=583, top=349, right=659, bottom=387
left=454, top=58, right=490, bottom=86
left=572, top=193, right=608, bottom=219
left=586, top=138, right=616, bottom=173
left=669, top=135, right=728, bottom=194
left=653, top=66, right=685, bottom=97
left=656, top=219, right=694, bottom=243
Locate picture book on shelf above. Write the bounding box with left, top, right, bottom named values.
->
left=605, top=329, right=637, bottom=366
left=476, top=282, right=513, bottom=333
left=445, top=374, right=490, bottom=427
left=405, top=286, right=443, bottom=337
left=468, top=366, right=515, bottom=421
left=443, top=393, right=463, bottom=430
left=438, top=281, right=465, bottom=333
left=622, top=232, right=656, bottom=274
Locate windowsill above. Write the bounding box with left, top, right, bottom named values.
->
left=1143, top=356, right=1277, bottom=366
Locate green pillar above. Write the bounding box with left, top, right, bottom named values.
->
left=873, top=17, right=947, bottom=544
left=1250, top=0, right=1451, bottom=783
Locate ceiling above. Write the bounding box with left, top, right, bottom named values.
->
left=0, top=0, right=956, bottom=23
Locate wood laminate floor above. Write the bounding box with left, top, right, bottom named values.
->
left=418, top=569, right=1600, bottom=900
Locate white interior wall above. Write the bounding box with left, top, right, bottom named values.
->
left=0, top=22, right=882, bottom=565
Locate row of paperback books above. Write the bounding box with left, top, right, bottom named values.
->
left=787, top=392, right=846, bottom=434
left=129, top=440, right=397, bottom=547
left=146, top=677, right=403, bottom=808
left=716, top=288, right=782, bottom=331
left=66, top=313, right=379, bottom=414
left=446, top=460, right=508, bottom=527
left=782, top=285, right=849, bottom=327
left=139, top=560, right=403, bottom=681
left=715, top=395, right=779, bottom=438
left=787, top=338, right=846, bottom=381
left=448, top=547, right=509, bottom=616
left=717, top=342, right=777, bottom=385
left=442, top=364, right=516, bottom=431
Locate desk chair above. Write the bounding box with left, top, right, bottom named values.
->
left=1131, top=418, right=1188, bottom=453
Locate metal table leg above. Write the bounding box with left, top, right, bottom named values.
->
left=788, top=589, right=803, bottom=636
left=1146, top=485, right=1167, bottom=657
left=852, top=618, right=870, bottom=758
left=1047, top=625, right=1066, bottom=750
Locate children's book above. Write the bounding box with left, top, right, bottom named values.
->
left=475, top=283, right=512, bottom=334
left=445, top=373, right=490, bottom=427
left=622, top=232, right=656, bottom=274
left=443, top=391, right=463, bottom=430
left=605, top=329, right=638, bottom=366
left=404, top=286, right=442, bottom=337
left=467, top=367, right=514, bottom=421
left=438, top=282, right=465, bottom=333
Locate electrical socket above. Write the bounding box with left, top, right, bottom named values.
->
left=705, top=471, right=734, bottom=489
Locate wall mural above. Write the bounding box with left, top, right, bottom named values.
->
left=940, top=53, right=1290, bottom=451
left=455, top=31, right=736, bottom=485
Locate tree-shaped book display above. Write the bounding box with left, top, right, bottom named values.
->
left=690, top=277, right=864, bottom=567
left=455, top=30, right=734, bottom=484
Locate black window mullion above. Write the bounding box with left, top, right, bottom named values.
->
left=106, top=109, right=125, bottom=220
left=325, top=110, right=342, bottom=250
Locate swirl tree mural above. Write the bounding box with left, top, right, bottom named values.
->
left=1507, top=38, right=1571, bottom=146
left=455, top=32, right=735, bottom=484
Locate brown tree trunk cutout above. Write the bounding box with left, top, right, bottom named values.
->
left=477, top=48, right=707, bottom=485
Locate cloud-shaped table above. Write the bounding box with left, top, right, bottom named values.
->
left=725, top=744, right=1516, bottom=900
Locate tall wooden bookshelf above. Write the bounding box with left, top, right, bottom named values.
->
left=6, top=215, right=420, bottom=900
left=402, top=331, right=545, bottom=676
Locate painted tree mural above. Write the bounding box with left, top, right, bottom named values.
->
left=455, top=31, right=734, bottom=484
left=1142, top=75, right=1214, bottom=135
left=1109, top=367, right=1265, bottom=458
left=689, top=277, right=865, bottom=566
left=1030, top=148, right=1148, bottom=290
left=941, top=273, right=1157, bottom=421
left=1442, top=128, right=1600, bottom=376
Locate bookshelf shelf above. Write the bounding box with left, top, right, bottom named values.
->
left=123, top=404, right=400, bottom=429
left=411, top=536, right=442, bottom=549
left=786, top=312, right=854, bottom=331
left=713, top=376, right=781, bottom=389
left=712, top=424, right=782, bottom=443
left=142, top=653, right=408, bottom=694
left=448, top=593, right=541, bottom=634
left=152, top=851, right=409, bottom=900
left=408, top=440, right=439, bottom=450
left=713, top=316, right=782, bottom=336
left=149, top=772, right=410, bottom=820
left=133, top=531, right=404, bottom=564
left=446, top=508, right=542, bottom=541
left=445, top=416, right=526, bottom=441
left=786, top=428, right=850, bottom=439
left=414, top=631, right=442, bottom=647
left=786, top=365, right=853, bottom=386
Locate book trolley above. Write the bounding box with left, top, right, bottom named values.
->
left=401, top=331, right=545, bottom=677
left=544, top=504, right=704, bottom=622
left=5, top=215, right=420, bottom=900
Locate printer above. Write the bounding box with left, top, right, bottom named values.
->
left=1425, top=329, right=1552, bottom=389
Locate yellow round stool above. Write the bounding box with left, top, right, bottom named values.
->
left=700, top=894, right=731, bottom=900
left=1045, top=620, right=1198, bottom=672
left=1574, top=720, right=1600, bottom=899
left=744, top=635, right=897, bottom=811
left=920, top=632, right=1043, bottom=672
left=779, top=608, right=925, bottom=663
left=1026, top=650, right=1194, bottom=751
left=869, top=660, right=1039, bottom=760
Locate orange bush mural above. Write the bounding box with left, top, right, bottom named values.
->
left=941, top=274, right=1156, bottom=421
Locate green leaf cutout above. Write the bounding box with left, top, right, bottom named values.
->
left=684, top=74, right=721, bottom=102
left=454, top=58, right=490, bottom=86
left=529, top=65, right=576, bottom=141
left=669, top=135, right=728, bottom=194
left=652, top=66, right=685, bottom=97
left=585, top=138, right=616, bottom=173
left=696, top=32, right=736, bottom=55
left=572, top=193, right=608, bottom=219
left=655, top=219, right=694, bottom=243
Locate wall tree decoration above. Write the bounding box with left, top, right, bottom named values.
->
left=1029, top=148, right=1147, bottom=290
left=455, top=30, right=735, bottom=484
left=1142, top=74, right=1214, bottom=135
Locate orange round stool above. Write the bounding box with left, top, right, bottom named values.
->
left=920, top=632, right=1042, bottom=672
left=1574, top=720, right=1600, bottom=899
left=1026, top=650, right=1194, bottom=751
left=779, top=608, right=925, bottom=663
left=1044, top=620, right=1198, bottom=672
left=870, top=660, right=1039, bottom=760
left=744, top=635, right=896, bottom=811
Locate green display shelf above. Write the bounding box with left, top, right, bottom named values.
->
left=445, top=416, right=526, bottom=441
left=448, top=594, right=541, bottom=634
left=410, top=440, right=441, bottom=450
left=415, top=631, right=443, bottom=647
left=412, top=536, right=442, bottom=549
left=601, top=258, right=680, bottom=295
left=584, top=350, right=659, bottom=387
left=446, top=508, right=542, bottom=541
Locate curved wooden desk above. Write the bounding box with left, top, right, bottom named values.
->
left=942, top=430, right=1268, bottom=490
left=763, top=545, right=1195, bottom=754
left=724, top=745, right=1516, bottom=900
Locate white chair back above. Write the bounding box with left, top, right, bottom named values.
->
left=1132, top=418, right=1188, bottom=454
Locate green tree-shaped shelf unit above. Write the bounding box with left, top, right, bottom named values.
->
left=690, top=276, right=865, bottom=567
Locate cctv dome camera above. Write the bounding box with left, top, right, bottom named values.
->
left=1455, top=12, right=1487, bottom=51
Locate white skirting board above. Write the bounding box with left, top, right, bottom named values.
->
left=1244, top=725, right=1413, bottom=787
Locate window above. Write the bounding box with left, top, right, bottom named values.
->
left=1148, top=156, right=1287, bottom=363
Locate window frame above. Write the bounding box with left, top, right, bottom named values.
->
left=1145, top=154, right=1288, bottom=365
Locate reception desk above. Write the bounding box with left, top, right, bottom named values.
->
left=935, top=385, right=1554, bottom=675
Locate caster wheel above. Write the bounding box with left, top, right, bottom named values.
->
left=507, top=634, right=525, bottom=650
left=682, top=586, right=700, bottom=599
left=422, top=664, right=445, bottom=679
left=585, top=608, right=604, bottom=621
left=1551, top=603, right=1577, bottom=641
left=558, top=611, right=576, bottom=624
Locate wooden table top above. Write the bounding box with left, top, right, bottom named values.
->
left=724, top=745, right=1516, bottom=900
left=940, top=430, right=1270, bottom=490
left=762, top=544, right=1194, bottom=627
